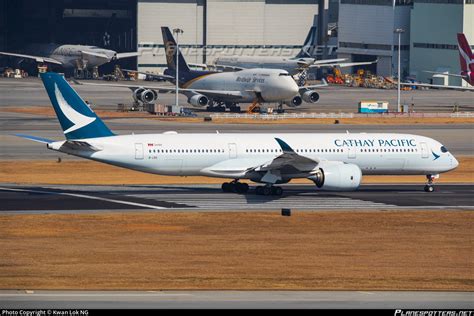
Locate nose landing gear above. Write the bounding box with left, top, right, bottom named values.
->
left=424, top=174, right=438, bottom=192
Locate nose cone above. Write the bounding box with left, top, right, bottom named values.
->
left=286, top=78, right=299, bottom=95
left=452, top=156, right=459, bottom=169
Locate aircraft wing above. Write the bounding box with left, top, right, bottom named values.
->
left=423, top=71, right=466, bottom=79
left=310, top=59, right=378, bottom=69
left=400, top=82, right=474, bottom=91
left=252, top=138, right=319, bottom=173
left=115, top=52, right=141, bottom=59
left=81, top=50, right=109, bottom=60
left=202, top=138, right=319, bottom=182
left=122, top=69, right=174, bottom=81
left=0, top=52, right=63, bottom=65
left=311, top=58, right=347, bottom=66
left=214, top=64, right=246, bottom=71
left=74, top=81, right=243, bottom=98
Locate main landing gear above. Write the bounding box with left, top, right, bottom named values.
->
left=222, top=180, right=249, bottom=194
left=424, top=174, right=436, bottom=192
left=221, top=181, right=283, bottom=196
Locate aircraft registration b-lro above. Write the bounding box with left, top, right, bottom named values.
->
left=18, top=73, right=458, bottom=194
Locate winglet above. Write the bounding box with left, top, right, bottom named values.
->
left=275, top=138, right=295, bottom=153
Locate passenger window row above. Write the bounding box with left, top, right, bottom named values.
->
left=148, top=149, right=225, bottom=154
left=360, top=148, right=418, bottom=153
left=245, top=148, right=344, bottom=153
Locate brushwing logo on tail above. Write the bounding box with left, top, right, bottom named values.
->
left=54, top=83, right=96, bottom=134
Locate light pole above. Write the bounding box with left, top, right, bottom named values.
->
left=173, top=28, right=183, bottom=107
left=394, top=28, right=404, bottom=112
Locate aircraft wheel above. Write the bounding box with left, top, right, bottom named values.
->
left=263, top=186, right=272, bottom=196
left=222, top=182, right=232, bottom=192
left=424, top=185, right=434, bottom=193
left=272, top=186, right=283, bottom=196
left=235, top=182, right=249, bottom=194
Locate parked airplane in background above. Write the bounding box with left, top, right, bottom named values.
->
left=77, top=27, right=327, bottom=112
left=402, top=33, right=474, bottom=91
left=17, top=72, right=458, bottom=195
left=213, top=26, right=378, bottom=77
left=0, top=43, right=140, bottom=71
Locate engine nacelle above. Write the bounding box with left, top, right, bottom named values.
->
left=133, top=88, right=158, bottom=104
left=285, top=95, right=303, bottom=107
left=301, top=90, right=319, bottom=103
left=308, top=162, right=362, bottom=191
left=188, top=94, right=209, bottom=107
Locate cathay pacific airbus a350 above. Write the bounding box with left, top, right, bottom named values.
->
left=17, top=73, right=458, bottom=194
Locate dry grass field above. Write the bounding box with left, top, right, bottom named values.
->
left=0, top=211, right=472, bottom=291
left=1, top=156, right=472, bottom=185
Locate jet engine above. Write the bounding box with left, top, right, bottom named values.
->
left=308, top=162, right=362, bottom=191
left=285, top=95, right=303, bottom=107
left=301, top=90, right=319, bottom=103
left=133, top=88, right=158, bottom=104
left=188, top=94, right=209, bottom=107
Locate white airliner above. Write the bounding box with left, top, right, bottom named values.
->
left=213, top=26, right=378, bottom=76
left=18, top=72, right=458, bottom=194
left=0, top=43, right=139, bottom=70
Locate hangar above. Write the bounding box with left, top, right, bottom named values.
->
left=136, top=0, right=323, bottom=73
left=1, top=0, right=334, bottom=75
left=0, top=0, right=137, bottom=74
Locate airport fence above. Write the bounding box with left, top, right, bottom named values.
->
left=210, top=112, right=474, bottom=120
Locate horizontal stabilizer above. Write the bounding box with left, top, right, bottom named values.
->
left=15, top=134, right=54, bottom=144
left=61, top=140, right=102, bottom=152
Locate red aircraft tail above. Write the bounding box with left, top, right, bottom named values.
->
left=457, top=33, right=473, bottom=73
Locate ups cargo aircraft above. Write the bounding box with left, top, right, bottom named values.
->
left=76, top=27, right=327, bottom=112
left=17, top=72, right=458, bottom=195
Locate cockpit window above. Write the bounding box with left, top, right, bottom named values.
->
left=279, top=73, right=290, bottom=76
left=440, top=146, right=448, bottom=153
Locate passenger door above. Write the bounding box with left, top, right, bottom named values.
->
left=347, top=147, right=356, bottom=159
left=135, top=143, right=144, bottom=160
left=228, top=143, right=237, bottom=159
left=420, top=142, right=429, bottom=159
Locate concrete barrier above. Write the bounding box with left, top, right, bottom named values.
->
left=209, top=112, right=474, bottom=120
